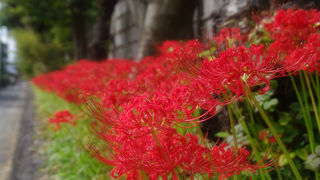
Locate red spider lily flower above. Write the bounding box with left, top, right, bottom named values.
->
left=303, top=33, right=320, bottom=72
left=156, top=40, right=182, bottom=57
left=210, top=142, right=277, bottom=179
left=32, top=41, right=201, bottom=107
left=49, top=110, right=76, bottom=130
left=33, top=38, right=279, bottom=179
left=83, top=97, right=121, bottom=129
left=169, top=82, right=224, bottom=117
left=32, top=59, right=136, bottom=104
left=214, top=27, right=247, bottom=49
left=87, top=127, right=175, bottom=180
left=279, top=48, right=317, bottom=74
left=117, top=94, right=185, bottom=131
left=269, top=33, right=320, bottom=75
left=264, top=9, right=320, bottom=74
left=117, top=87, right=222, bottom=129
left=157, top=39, right=206, bottom=61
left=194, top=45, right=280, bottom=100
left=266, top=9, right=320, bottom=55
left=87, top=127, right=275, bottom=180
left=102, top=78, right=135, bottom=109
left=259, top=129, right=282, bottom=144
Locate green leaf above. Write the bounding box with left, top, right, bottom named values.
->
left=263, top=98, right=278, bottom=110
left=198, top=47, right=216, bottom=59
left=305, top=154, right=320, bottom=171
left=295, top=148, right=309, bottom=161
left=279, top=112, right=291, bottom=126
left=215, top=131, right=230, bottom=138
left=279, top=153, right=296, bottom=167
left=315, top=145, right=320, bottom=156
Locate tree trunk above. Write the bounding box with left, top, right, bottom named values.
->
left=136, top=0, right=196, bottom=60
left=87, top=0, right=117, bottom=61
left=71, top=4, right=87, bottom=60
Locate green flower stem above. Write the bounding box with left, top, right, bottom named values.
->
left=151, top=130, right=181, bottom=179
left=152, top=130, right=170, bottom=162
left=308, top=72, right=320, bottom=100
left=231, top=103, right=272, bottom=180
left=140, top=170, right=150, bottom=180
left=299, top=72, right=315, bottom=138
left=317, top=72, right=320, bottom=125
left=316, top=71, right=320, bottom=116
left=195, top=124, right=212, bottom=180
left=195, top=123, right=205, bottom=145
left=222, top=91, right=239, bottom=155
left=309, top=72, right=318, bottom=92
left=227, top=104, right=239, bottom=154
left=316, top=71, right=320, bottom=94
left=306, top=72, right=320, bottom=180
left=309, top=72, right=320, bottom=118
left=290, top=75, right=315, bottom=152
left=240, top=118, right=269, bottom=180
left=250, top=173, right=256, bottom=180
left=299, top=72, right=320, bottom=180
left=245, top=99, right=255, bottom=124
left=275, top=168, right=283, bottom=180
left=244, top=82, right=302, bottom=180
left=244, top=98, right=261, bottom=139
left=303, top=71, right=320, bottom=136
left=227, top=104, right=242, bottom=180
left=297, top=72, right=319, bottom=180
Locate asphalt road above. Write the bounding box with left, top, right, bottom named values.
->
left=0, top=82, right=26, bottom=180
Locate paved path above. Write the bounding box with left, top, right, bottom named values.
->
left=9, top=84, right=42, bottom=180
left=0, top=83, right=26, bottom=180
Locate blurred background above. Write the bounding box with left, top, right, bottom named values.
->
left=0, top=0, right=320, bottom=180
left=1, top=0, right=318, bottom=81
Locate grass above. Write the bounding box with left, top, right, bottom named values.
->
left=33, top=87, right=110, bottom=180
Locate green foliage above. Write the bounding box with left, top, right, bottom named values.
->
left=254, top=80, right=279, bottom=112
left=305, top=145, right=320, bottom=172
left=34, top=87, right=110, bottom=179
left=305, top=153, right=320, bottom=171
left=216, top=75, right=320, bottom=179
left=0, top=0, right=99, bottom=78
left=225, top=123, right=250, bottom=146
left=248, top=28, right=273, bottom=45
left=13, top=29, right=73, bottom=78
left=0, top=0, right=96, bottom=32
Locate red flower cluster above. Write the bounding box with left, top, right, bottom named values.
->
left=181, top=9, right=320, bottom=106
left=49, top=110, right=76, bottom=130
left=193, top=44, right=279, bottom=99
left=30, top=8, right=320, bottom=178
left=266, top=9, right=320, bottom=53
left=259, top=129, right=282, bottom=144
left=88, top=127, right=274, bottom=180
left=214, top=27, right=247, bottom=49
left=265, top=9, right=320, bottom=73
left=33, top=39, right=274, bottom=179
left=32, top=59, right=135, bottom=103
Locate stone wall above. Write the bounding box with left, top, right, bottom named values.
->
left=109, top=0, right=255, bottom=59
left=109, top=0, right=141, bottom=59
